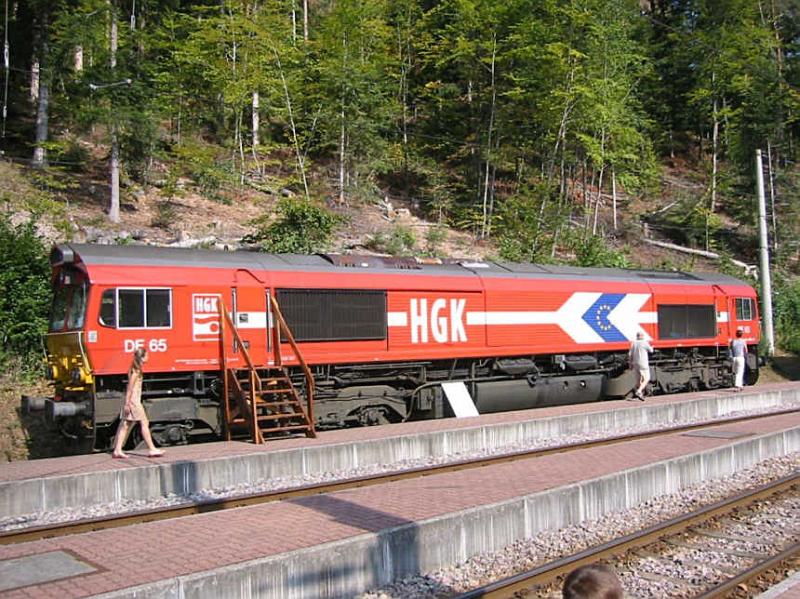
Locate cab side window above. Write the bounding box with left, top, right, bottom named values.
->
left=735, top=298, right=754, bottom=321
left=99, top=288, right=172, bottom=329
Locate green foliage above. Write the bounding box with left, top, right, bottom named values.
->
left=772, top=274, right=800, bottom=353
left=651, top=195, right=725, bottom=250
left=567, top=232, right=630, bottom=269
left=172, top=141, right=233, bottom=201
left=40, top=138, right=90, bottom=173
left=424, top=226, right=448, bottom=257
left=495, top=184, right=562, bottom=264
left=11, top=0, right=800, bottom=272
left=246, top=198, right=341, bottom=254
left=0, top=163, right=67, bottom=220
left=151, top=201, right=177, bottom=230
left=0, top=216, right=51, bottom=364
left=366, top=225, right=417, bottom=256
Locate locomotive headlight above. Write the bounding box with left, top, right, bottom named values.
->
left=70, top=367, right=82, bottom=384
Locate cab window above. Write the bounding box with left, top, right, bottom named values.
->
left=66, top=283, right=87, bottom=329
left=99, top=288, right=172, bottom=329
left=49, top=275, right=88, bottom=332
left=735, top=298, right=755, bottom=321
left=49, top=286, right=70, bottom=331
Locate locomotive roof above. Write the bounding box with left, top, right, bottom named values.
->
left=53, top=243, right=752, bottom=286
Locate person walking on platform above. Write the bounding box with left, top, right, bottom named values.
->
left=731, top=329, right=748, bottom=391
left=629, top=331, right=653, bottom=401
left=563, top=563, right=624, bottom=598
left=112, top=348, right=165, bottom=458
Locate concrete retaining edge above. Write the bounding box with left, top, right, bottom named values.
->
left=95, top=426, right=800, bottom=599
left=2, top=387, right=798, bottom=518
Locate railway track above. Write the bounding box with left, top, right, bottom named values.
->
left=456, top=473, right=800, bottom=599
left=2, top=407, right=797, bottom=547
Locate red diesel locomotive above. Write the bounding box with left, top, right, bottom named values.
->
left=25, top=243, right=760, bottom=450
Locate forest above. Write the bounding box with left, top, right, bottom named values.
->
left=3, top=0, right=800, bottom=361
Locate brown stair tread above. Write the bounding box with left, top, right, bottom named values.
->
left=260, top=424, right=312, bottom=432
left=257, top=413, right=307, bottom=422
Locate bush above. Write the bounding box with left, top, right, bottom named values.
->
left=569, top=233, right=630, bottom=269
left=246, top=198, right=340, bottom=254
left=773, top=275, right=800, bottom=354
left=365, top=225, right=417, bottom=256
left=0, top=216, right=51, bottom=365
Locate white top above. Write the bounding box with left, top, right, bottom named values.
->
left=731, top=338, right=748, bottom=358
left=629, top=339, right=653, bottom=369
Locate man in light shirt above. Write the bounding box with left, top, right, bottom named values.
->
left=629, top=331, right=653, bottom=400
left=730, top=329, right=748, bottom=391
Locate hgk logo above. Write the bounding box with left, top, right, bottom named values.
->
left=193, top=294, right=221, bottom=341
left=410, top=298, right=467, bottom=344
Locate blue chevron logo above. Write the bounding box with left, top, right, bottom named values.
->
left=582, top=293, right=628, bottom=342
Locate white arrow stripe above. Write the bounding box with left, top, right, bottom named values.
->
left=556, top=292, right=604, bottom=344
left=388, top=312, right=408, bottom=327
left=466, top=311, right=559, bottom=326
left=608, top=293, right=654, bottom=341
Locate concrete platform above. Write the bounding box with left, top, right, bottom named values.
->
left=2, top=383, right=799, bottom=519
left=0, top=412, right=797, bottom=598
left=758, top=572, right=800, bottom=599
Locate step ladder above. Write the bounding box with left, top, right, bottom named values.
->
left=218, top=297, right=316, bottom=443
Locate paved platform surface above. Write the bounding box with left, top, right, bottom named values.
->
left=758, top=571, right=800, bottom=598
left=0, top=411, right=797, bottom=598
left=3, top=381, right=798, bottom=486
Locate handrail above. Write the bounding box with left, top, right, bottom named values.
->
left=218, top=299, right=262, bottom=443
left=269, top=295, right=315, bottom=433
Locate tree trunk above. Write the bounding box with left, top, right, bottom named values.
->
left=108, top=0, right=120, bottom=222
left=291, top=0, right=297, bottom=42
left=252, top=91, right=260, bottom=148
left=2, top=0, right=8, bottom=138
left=32, top=75, right=48, bottom=167
left=109, top=125, right=121, bottom=222
left=29, top=58, right=38, bottom=103
left=275, top=51, right=309, bottom=200
left=710, top=72, right=718, bottom=212
left=109, top=0, right=117, bottom=69
left=303, top=0, right=309, bottom=41
left=480, top=36, right=497, bottom=239
left=339, top=105, right=346, bottom=204
left=612, top=168, right=617, bottom=231
left=74, top=46, right=84, bottom=71
left=32, top=13, right=48, bottom=168
left=767, top=140, right=778, bottom=253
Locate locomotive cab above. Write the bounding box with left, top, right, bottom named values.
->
left=37, top=249, right=95, bottom=443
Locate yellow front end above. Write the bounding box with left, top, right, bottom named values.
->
left=46, top=331, right=94, bottom=398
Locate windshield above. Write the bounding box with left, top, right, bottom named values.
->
left=49, top=269, right=89, bottom=332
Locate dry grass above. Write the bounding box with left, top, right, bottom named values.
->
left=0, top=364, right=72, bottom=463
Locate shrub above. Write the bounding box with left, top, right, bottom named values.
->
left=424, top=226, right=447, bottom=258
left=365, top=225, right=417, bottom=256
left=772, top=275, right=800, bottom=354
left=569, top=233, right=630, bottom=269
left=246, top=198, right=340, bottom=254
left=0, top=216, right=51, bottom=365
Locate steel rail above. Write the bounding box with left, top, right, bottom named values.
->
left=694, top=542, right=800, bottom=599
left=1, top=407, right=798, bottom=546
left=455, top=473, right=800, bottom=599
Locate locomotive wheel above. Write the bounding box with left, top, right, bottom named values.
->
left=359, top=406, right=391, bottom=426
